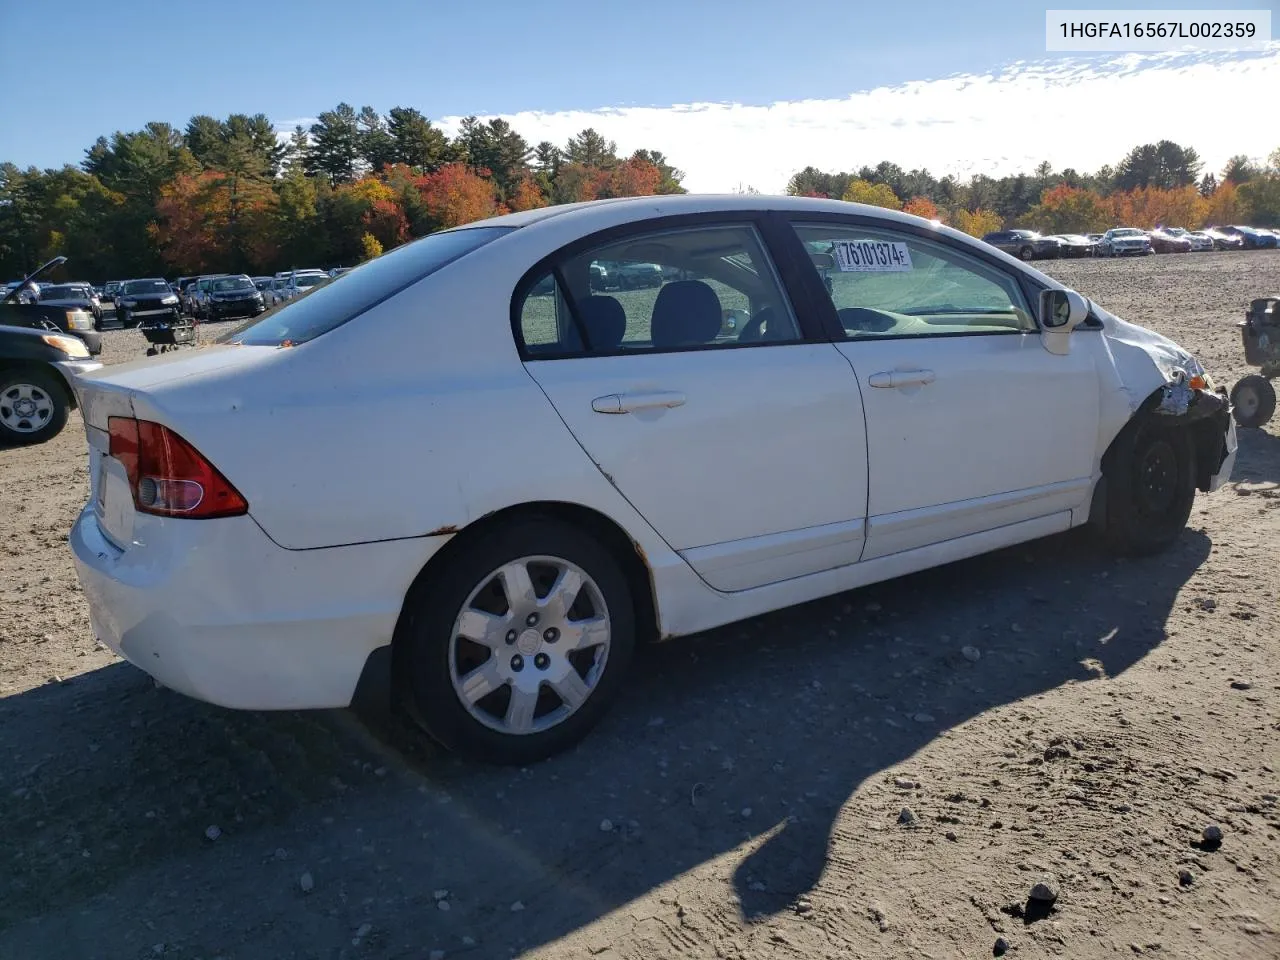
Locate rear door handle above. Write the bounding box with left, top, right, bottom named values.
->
left=592, top=391, right=686, bottom=414
left=867, top=369, right=936, bottom=389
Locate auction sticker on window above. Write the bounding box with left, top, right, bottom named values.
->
left=832, top=240, right=913, bottom=272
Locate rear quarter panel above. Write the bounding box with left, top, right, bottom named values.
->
left=130, top=238, right=675, bottom=567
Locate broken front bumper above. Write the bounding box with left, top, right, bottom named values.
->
left=1155, top=382, right=1236, bottom=492
left=1208, top=416, right=1237, bottom=493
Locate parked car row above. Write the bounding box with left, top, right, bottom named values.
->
left=981, top=224, right=1278, bottom=259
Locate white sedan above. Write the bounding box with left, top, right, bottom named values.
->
left=68, top=196, right=1237, bottom=764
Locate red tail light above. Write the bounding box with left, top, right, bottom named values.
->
left=107, top=417, right=248, bottom=519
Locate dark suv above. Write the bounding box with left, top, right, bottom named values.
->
left=981, top=230, right=1061, bottom=261
left=205, top=274, right=266, bottom=321
left=115, top=278, right=180, bottom=328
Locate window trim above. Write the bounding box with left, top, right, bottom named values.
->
left=510, top=212, right=826, bottom=361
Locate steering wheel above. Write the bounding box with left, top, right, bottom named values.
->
left=738, top=307, right=782, bottom=343
left=837, top=307, right=898, bottom=334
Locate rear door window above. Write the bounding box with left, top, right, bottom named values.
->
left=515, top=223, right=800, bottom=356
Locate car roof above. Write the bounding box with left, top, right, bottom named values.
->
left=467, top=193, right=946, bottom=234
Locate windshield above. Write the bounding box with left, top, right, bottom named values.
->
left=295, top=274, right=326, bottom=288
left=1111, top=229, right=1144, bottom=237
left=253, top=278, right=271, bottom=290
left=122, top=279, right=171, bottom=295
left=38, top=285, right=81, bottom=299
left=212, top=276, right=254, bottom=292
left=223, top=226, right=512, bottom=346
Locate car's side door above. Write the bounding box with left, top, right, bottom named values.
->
left=785, top=218, right=1101, bottom=561
left=516, top=216, right=871, bottom=592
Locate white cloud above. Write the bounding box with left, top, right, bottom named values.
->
left=431, top=45, right=1280, bottom=193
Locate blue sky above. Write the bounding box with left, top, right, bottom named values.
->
left=1, top=0, right=1277, bottom=191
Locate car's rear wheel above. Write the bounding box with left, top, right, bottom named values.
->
left=400, top=518, right=635, bottom=765
left=1101, top=418, right=1196, bottom=556
left=1231, top=375, right=1277, bottom=428
left=1018, top=246, right=1034, bottom=261
left=0, top=368, right=69, bottom=446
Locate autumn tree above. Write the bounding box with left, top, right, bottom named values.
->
left=1203, top=180, right=1246, bottom=225
left=417, top=163, right=502, bottom=229
left=630, top=149, right=686, bottom=194
left=508, top=177, right=548, bottom=212
left=842, top=179, right=902, bottom=209
left=550, top=163, right=603, bottom=205
left=902, top=196, right=940, bottom=221
left=360, top=233, right=383, bottom=260
left=950, top=208, right=1003, bottom=237
left=1025, top=185, right=1111, bottom=233
left=598, top=158, right=661, bottom=198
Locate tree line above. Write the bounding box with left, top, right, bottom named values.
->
left=0, top=105, right=686, bottom=281
left=786, top=140, right=1280, bottom=235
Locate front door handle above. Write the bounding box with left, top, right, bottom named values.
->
left=867, top=369, right=936, bottom=389
left=592, top=391, right=687, bottom=414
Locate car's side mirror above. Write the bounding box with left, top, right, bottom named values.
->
left=1038, top=288, right=1090, bottom=355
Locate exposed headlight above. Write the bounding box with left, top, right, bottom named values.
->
left=162, top=294, right=178, bottom=305
left=65, top=310, right=93, bottom=331
left=42, top=334, right=89, bottom=358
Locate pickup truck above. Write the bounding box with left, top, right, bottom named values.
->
left=0, top=256, right=103, bottom=355
left=0, top=322, right=103, bottom=444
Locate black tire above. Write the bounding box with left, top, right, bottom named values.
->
left=1231, top=375, right=1277, bottom=428
left=1101, top=417, right=1196, bottom=556
left=1018, top=246, right=1034, bottom=261
left=0, top=367, right=69, bottom=446
left=400, top=517, right=636, bottom=765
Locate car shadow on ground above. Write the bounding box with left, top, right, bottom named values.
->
left=0, top=525, right=1209, bottom=958
left=1231, top=424, right=1280, bottom=484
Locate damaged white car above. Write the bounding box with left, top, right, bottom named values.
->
left=67, top=196, right=1237, bottom=764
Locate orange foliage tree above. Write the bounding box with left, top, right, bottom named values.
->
left=950, top=208, right=1002, bottom=237
left=1024, top=185, right=1111, bottom=234
left=598, top=158, right=661, bottom=198
left=508, top=177, right=548, bottom=212
left=1107, top=185, right=1206, bottom=229
left=152, top=170, right=278, bottom=272
left=902, top=196, right=940, bottom=221
left=152, top=171, right=225, bottom=271
left=1204, top=180, right=1247, bottom=225
left=417, top=163, right=503, bottom=228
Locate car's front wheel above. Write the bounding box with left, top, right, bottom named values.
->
left=1101, top=418, right=1196, bottom=556
left=1018, top=246, right=1034, bottom=261
left=0, top=368, right=69, bottom=446
left=401, top=517, right=636, bottom=765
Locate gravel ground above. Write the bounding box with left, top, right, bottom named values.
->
left=1, top=251, right=1278, bottom=960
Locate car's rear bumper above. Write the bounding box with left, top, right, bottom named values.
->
left=69, top=506, right=442, bottom=711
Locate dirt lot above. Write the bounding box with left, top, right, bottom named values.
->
left=2, top=252, right=1278, bottom=960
